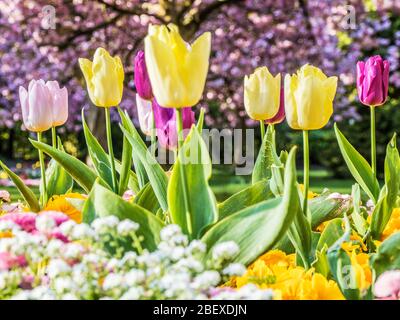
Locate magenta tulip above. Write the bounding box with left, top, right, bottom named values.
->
left=357, top=55, right=390, bottom=106
left=135, top=94, right=153, bottom=136
left=134, top=50, right=153, bottom=100
left=265, top=87, right=285, bottom=125
left=152, top=99, right=195, bottom=150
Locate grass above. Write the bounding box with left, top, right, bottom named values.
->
left=2, top=167, right=354, bottom=203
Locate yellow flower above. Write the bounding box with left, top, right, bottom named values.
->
left=79, top=47, right=124, bottom=107
left=284, top=64, right=337, bottom=130
left=144, top=24, right=211, bottom=108
left=234, top=250, right=343, bottom=300
left=44, top=193, right=86, bottom=223
left=298, top=183, right=318, bottom=199
left=341, top=242, right=372, bottom=291
left=244, top=67, right=281, bottom=120
left=381, top=208, right=400, bottom=241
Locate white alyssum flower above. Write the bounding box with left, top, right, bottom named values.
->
left=222, top=263, right=246, bottom=277
left=212, top=241, right=239, bottom=261
left=35, top=214, right=56, bottom=233
left=117, top=219, right=139, bottom=235
left=47, top=259, right=71, bottom=278
left=1, top=217, right=274, bottom=301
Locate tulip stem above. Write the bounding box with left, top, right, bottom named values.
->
left=51, top=127, right=57, bottom=148
left=176, top=108, right=193, bottom=237
left=37, top=132, right=47, bottom=207
left=370, top=106, right=377, bottom=180
left=151, top=111, right=157, bottom=156
left=303, top=130, right=310, bottom=220
left=105, top=108, right=118, bottom=192
left=259, top=120, right=265, bottom=140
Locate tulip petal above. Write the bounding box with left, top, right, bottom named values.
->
left=284, top=74, right=300, bottom=130
left=28, top=81, right=52, bottom=132
left=19, top=86, right=29, bottom=125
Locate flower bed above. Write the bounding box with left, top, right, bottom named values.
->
left=0, top=23, right=399, bottom=300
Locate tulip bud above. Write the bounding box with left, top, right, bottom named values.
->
left=144, top=24, right=211, bottom=108
left=19, top=80, right=53, bottom=132
left=357, top=55, right=390, bottom=107
left=135, top=94, right=154, bottom=136
left=152, top=99, right=195, bottom=150
left=79, top=47, right=124, bottom=107
left=134, top=50, right=153, bottom=100
left=244, top=67, right=281, bottom=121
left=45, top=81, right=68, bottom=127
left=284, top=65, right=337, bottom=130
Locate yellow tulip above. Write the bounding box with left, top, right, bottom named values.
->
left=284, top=64, right=337, bottom=130
left=244, top=67, right=281, bottom=120
left=144, top=24, right=211, bottom=108
left=78, top=47, right=124, bottom=107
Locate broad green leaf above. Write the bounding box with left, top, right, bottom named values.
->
left=30, top=139, right=105, bottom=193
left=202, top=147, right=300, bottom=265
left=217, top=179, right=274, bottom=220
left=334, top=124, right=379, bottom=203
left=82, top=182, right=164, bottom=251
left=42, top=138, right=73, bottom=199
left=351, top=184, right=368, bottom=237
left=252, top=125, right=281, bottom=184
left=120, top=125, right=168, bottom=211
left=134, top=182, right=161, bottom=214
left=370, top=134, right=400, bottom=239
left=0, top=160, right=40, bottom=212
left=310, top=190, right=350, bottom=230
left=118, top=109, right=148, bottom=189
left=82, top=109, right=113, bottom=190
left=168, top=126, right=218, bottom=239
left=370, top=232, right=400, bottom=277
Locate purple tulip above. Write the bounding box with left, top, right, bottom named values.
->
left=152, top=99, right=195, bottom=150
left=134, top=50, right=153, bottom=100
left=357, top=55, right=390, bottom=106
left=265, top=87, right=285, bottom=125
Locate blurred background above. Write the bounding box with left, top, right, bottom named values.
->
left=0, top=0, right=399, bottom=200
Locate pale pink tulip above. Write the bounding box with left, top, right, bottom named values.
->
left=19, top=79, right=53, bottom=132
left=46, top=80, right=68, bottom=127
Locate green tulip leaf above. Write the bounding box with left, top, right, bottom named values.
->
left=370, top=133, right=400, bottom=239
left=217, top=179, right=274, bottom=220
left=120, top=120, right=168, bottom=211
left=118, top=109, right=148, bottom=189
left=168, top=126, right=218, bottom=239
left=134, top=182, right=161, bottom=215
left=0, top=160, right=40, bottom=212
left=350, top=184, right=368, bottom=237
left=202, top=147, right=300, bottom=266
left=334, top=124, right=380, bottom=203
left=370, top=232, right=400, bottom=277
left=82, top=182, right=164, bottom=251
left=30, top=139, right=106, bottom=193
left=42, top=137, right=73, bottom=199
left=310, top=190, right=351, bottom=230
left=252, top=125, right=281, bottom=184
left=287, top=187, right=312, bottom=268
left=118, top=133, right=133, bottom=196
left=82, top=109, right=114, bottom=190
